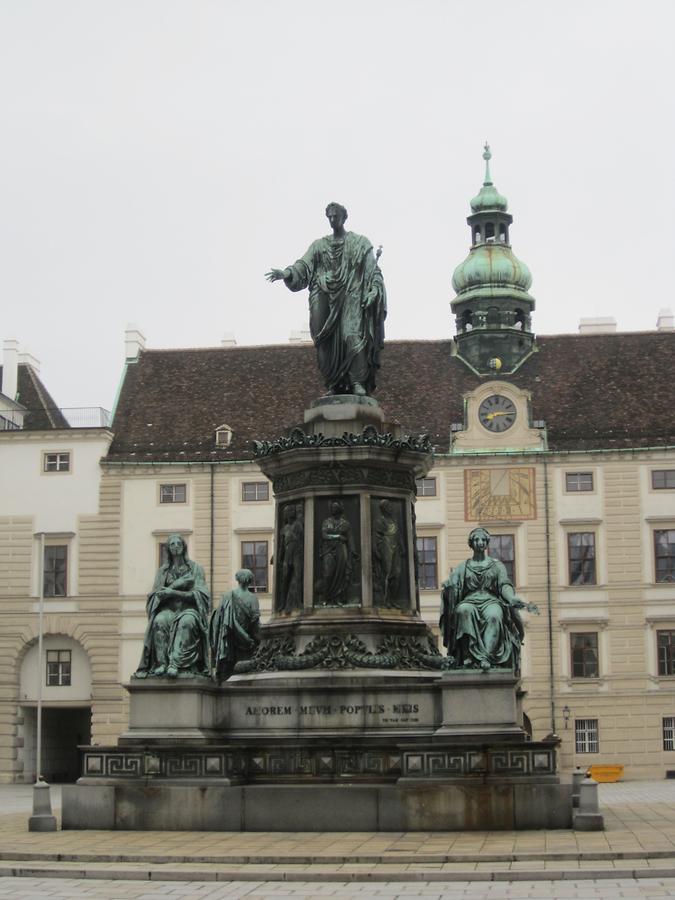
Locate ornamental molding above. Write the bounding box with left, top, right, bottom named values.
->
left=253, top=426, right=432, bottom=458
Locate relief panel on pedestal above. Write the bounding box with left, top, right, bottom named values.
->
left=275, top=500, right=305, bottom=614
left=313, top=496, right=361, bottom=607
left=371, top=496, right=410, bottom=610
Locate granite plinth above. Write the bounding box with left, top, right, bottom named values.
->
left=118, top=670, right=527, bottom=746
left=63, top=780, right=572, bottom=831
left=304, top=394, right=385, bottom=437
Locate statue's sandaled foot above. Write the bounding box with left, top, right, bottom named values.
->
left=133, top=670, right=147, bottom=679
left=480, top=660, right=491, bottom=672
left=151, top=665, right=166, bottom=676
left=352, top=382, right=366, bottom=396
left=167, top=665, right=178, bottom=678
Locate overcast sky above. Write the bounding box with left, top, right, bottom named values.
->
left=1, top=0, right=673, bottom=410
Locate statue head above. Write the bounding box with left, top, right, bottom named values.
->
left=467, top=526, right=491, bottom=550
left=379, top=499, right=391, bottom=515
left=284, top=505, right=297, bottom=523
left=330, top=500, right=345, bottom=516
left=325, top=202, right=348, bottom=228
left=165, top=533, right=189, bottom=564
left=235, top=568, right=254, bottom=589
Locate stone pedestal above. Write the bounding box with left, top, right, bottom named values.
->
left=64, top=396, right=575, bottom=831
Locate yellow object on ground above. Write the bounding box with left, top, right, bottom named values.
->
left=587, top=764, right=624, bottom=782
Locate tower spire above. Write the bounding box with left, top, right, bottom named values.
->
left=483, top=141, right=492, bottom=186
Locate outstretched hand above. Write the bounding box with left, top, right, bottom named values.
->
left=265, top=269, right=286, bottom=283
left=512, top=597, right=540, bottom=615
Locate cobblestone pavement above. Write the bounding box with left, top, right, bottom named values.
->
left=2, top=875, right=675, bottom=898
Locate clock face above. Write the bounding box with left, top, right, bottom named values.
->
left=478, top=395, right=517, bottom=433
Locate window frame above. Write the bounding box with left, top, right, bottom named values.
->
left=43, top=544, right=68, bottom=598
left=570, top=631, right=599, bottom=679
left=654, top=529, right=675, bottom=584
left=657, top=629, right=675, bottom=677
left=663, top=717, right=675, bottom=751
left=241, top=481, right=270, bottom=503
left=241, top=539, right=269, bottom=593
left=46, top=649, right=72, bottom=687
left=651, top=469, right=675, bottom=491
left=488, top=533, right=516, bottom=584
left=564, top=471, right=594, bottom=493
left=42, top=451, right=71, bottom=474
left=567, top=531, right=597, bottom=586
left=416, top=535, right=438, bottom=591
left=574, top=718, right=599, bottom=754
left=415, top=477, right=437, bottom=498
left=159, top=483, right=187, bottom=505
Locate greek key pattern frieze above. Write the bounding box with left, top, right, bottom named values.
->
left=82, top=744, right=554, bottom=781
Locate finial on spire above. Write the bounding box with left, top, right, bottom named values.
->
left=483, top=141, right=492, bottom=185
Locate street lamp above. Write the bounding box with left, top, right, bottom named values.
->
left=562, top=705, right=571, bottom=730
left=28, top=532, right=56, bottom=832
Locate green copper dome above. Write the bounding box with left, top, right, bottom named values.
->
left=452, top=244, right=532, bottom=297
left=470, top=143, right=508, bottom=212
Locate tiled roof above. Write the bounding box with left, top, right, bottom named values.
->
left=107, top=332, right=675, bottom=462
left=0, top=364, right=70, bottom=430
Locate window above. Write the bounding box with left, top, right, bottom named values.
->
left=664, top=717, right=675, bottom=751
left=416, top=477, right=437, bottom=498
left=43, top=545, right=67, bottom=597
left=657, top=630, right=675, bottom=676
left=571, top=632, right=599, bottom=678
left=655, top=530, right=675, bottom=583
left=43, top=452, right=70, bottom=473
left=416, top=536, right=438, bottom=590
left=46, top=650, right=71, bottom=686
left=575, top=718, right=599, bottom=753
left=215, top=424, right=233, bottom=447
left=159, top=483, right=186, bottom=504
left=652, top=470, right=675, bottom=490
left=568, top=532, right=596, bottom=585
left=566, top=472, right=593, bottom=492
left=242, top=482, right=269, bottom=502
left=489, top=534, right=515, bottom=583
left=241, top=540, right=269, bottom=592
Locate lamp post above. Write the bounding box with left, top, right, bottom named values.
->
left=28, top=532, right=56, bottom=832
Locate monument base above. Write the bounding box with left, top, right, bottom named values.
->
left=64, top=671, right=574, bottom=831
left=63, top=779, right=572, bottom=831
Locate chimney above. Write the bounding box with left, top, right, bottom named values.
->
left=2, top=339, right=19, bottom=401
left=289, top=329, right=312, bottom=344
left=125, top=323, right=146, bottom=360
left=656, top=308, right=674, bottom=332
left=221, top=332, right=237, bottom=348
left=18, top=350, right=41, bottom=374
left=579, top=317, right=617, bottom=335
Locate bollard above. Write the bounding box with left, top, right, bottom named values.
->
left=571, top=766, right=584, bottom=808
left=28, top=778, right=57, bottom=832
left=573, top=775, right=604, bottom=831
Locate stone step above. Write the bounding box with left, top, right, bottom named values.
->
left=1, top=859, right=675, bottom=883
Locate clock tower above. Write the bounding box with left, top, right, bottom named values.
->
left=451, top=144, right=536, bottom=375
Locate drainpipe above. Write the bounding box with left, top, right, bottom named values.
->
left=209, top=463, right=215, bottom=603
left=543, top=458, right=556, bottom=735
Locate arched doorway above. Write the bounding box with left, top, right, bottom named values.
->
left=18, top=635, right=92, bottom=783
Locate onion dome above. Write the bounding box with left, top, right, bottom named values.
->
left=452, top=245, right=532, bottom=299
left=470, top=143, right=508, bottom=212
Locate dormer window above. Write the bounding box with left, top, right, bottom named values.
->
left=215, top=424, right=233, bottom=447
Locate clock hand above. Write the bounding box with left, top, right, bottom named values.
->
left=485, top=411, right=510, bottom=421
